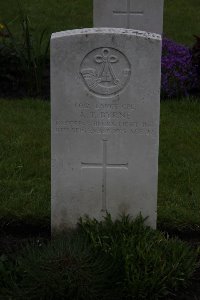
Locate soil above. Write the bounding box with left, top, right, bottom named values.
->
left=0, top=222, right=51, bottom=255
left=0, top=223, right=200, bottom=300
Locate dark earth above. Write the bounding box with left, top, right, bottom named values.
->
left=0, top=222, right=200, bottom=300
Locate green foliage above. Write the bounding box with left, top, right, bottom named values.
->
left=79, top=214, right=198, bottom=299
left=163, top=0, right=200, bottom=46
left=0, top=0, right=200, bottom=46
left=0, top=40, right=22, bottom=97
left=0, top=216, right=198, bottom=300
left=1, top=0, right=200, bottom=98
left=1, top=234, right=120, bottom=300
left=0, top=254, right=13, bottom=285
left=0, top=1, right=49, bottom=97
left=158, top=99, right=200, bottom=232
left=0, top=99, right=50, bottom=224
left=192, top=35, right=200, bottom=91
left=0, top=0, right=92, bottom=43
left=0, top=99, right=200, bottom=232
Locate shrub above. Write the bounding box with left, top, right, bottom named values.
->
left=1, top=234, right=119, bottom=300
left=192, top=35, right=200, bottom=90
left=161, top=38, right=198, bottom=98
left=1, top=14, right=200, bottom=100
left=0, top=3, right=49, bottom=98
left=80, top=214, right=198, bottom=299
left=0, top=217, right=198, bottom=300
left=0, top=42, right=24, bottom=97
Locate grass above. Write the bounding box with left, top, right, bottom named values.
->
left=0, top=99, right=50, bottom=225
left=0, top=3, right=199, bottom=298
left=158, top=99, right=200, bottom=231
left=0, top=0, right=200, bottom=45
left=1, top=216, right=198, bottom=300
left=0, top=0, right=92, bottom=44
left=0, top=0, right=200, bottom=232
left=0, top=98, right=200, bottom=232
left=164, top=0, right=200, bottom=45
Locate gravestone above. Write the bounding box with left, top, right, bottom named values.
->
left=94, top=0, right=164, bottom=34
left=51, top=28, right=161, bottom=230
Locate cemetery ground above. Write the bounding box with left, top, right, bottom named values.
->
left=0, top=0, right=200, bottom=46
left=0, top=0, right=200, bottom=299
left=0, top=99, right=199, bottom=233
left=0, top=98, right=200, bottom=299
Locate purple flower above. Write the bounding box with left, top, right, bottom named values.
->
left=161, top=38, right=198, bottom=99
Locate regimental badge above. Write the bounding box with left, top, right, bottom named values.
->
left=80, top=47, right=131, bottom=97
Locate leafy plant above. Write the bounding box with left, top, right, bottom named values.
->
left=79, top=214, right=198, bottom=299
left=0, top=23, right=9, bottom=38
left=0, top=215, right=198, bottom=300
left=0, top=1, right=49, bottom=97
left=192, top=35, right=200, bottom=91
left=1, top=234, right=120, bottom=300
left=161, top=38, right=198, bottom=99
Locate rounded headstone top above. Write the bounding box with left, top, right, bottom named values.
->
left=51, top=28, right=161, bottom=41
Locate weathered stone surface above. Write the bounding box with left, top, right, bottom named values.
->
left=94, top=0, right=164, bottom=34
left=51, top=28, right=161, bottom=230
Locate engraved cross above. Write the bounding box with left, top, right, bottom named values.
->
left=81, top=139, right=128, bottom=212
left=113, top=0, right=144, bottom=29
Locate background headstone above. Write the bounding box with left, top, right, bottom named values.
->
left=51, top=28, right=161, bottom=230
left=94, top=0, right=164, bottom=34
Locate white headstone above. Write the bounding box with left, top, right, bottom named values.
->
left=94, top=0, right=164, bottom=34
left=51, top=28, right=161, bottom=230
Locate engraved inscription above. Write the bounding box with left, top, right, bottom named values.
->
left=81, top=139, right=128, bottom=211
left=55, top=102, right=155, bottom=135
left=113, top=0, right=144, bottom=29
left=80, top=47, right=131, bottom=97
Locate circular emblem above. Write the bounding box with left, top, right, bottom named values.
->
left=80, top=47, right=131, bottom=97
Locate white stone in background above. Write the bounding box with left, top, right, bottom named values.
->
left=51, top=28, right=161, bottom=230
left=93, top=0, right=164, bottom=34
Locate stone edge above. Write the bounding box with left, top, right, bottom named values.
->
left=51, top=28, right=161, bottom=41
